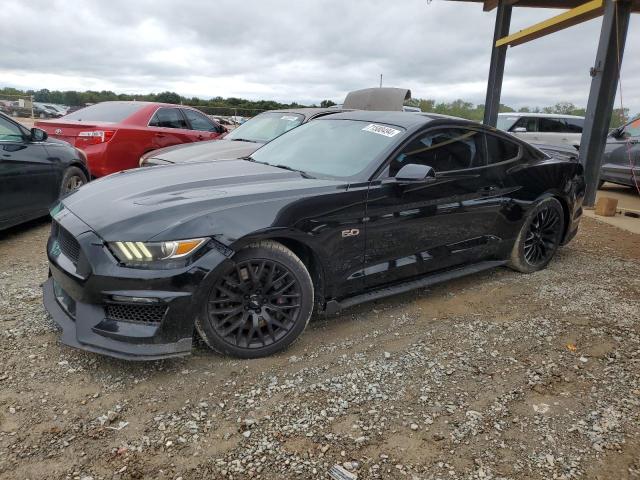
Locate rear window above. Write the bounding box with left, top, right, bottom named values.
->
left=63, top=103, right=146, bottom=123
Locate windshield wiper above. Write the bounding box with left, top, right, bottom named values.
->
left=242, top=156, right=264, bottom=163
left=242, top=157, right=314, bottom=179
left=230, top=138, right=262, bottom=143
left=240, top=155, right=316, bottom=178
left=271, top=164, right=315, bottom=179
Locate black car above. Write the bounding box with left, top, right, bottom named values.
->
left=599, top=117, right=640, bottom=189
left=43, top=111, right=585, bottom=360
left=139, top=108, right=345, bottom=167
left=0, top=113, right=89, bottom=231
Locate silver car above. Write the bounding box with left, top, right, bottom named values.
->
left=498, top=113, right=583, bottom=150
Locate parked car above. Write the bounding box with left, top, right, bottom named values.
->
left=35, top=101, right=227, bottom=177
left=497, top=112, right=584, bottom=149
left=45, top=104, right=69, bottom=116
left=140, top=108, right=343, bottom=167
left=4, top=101, right=31, bottom=118
left=34, top=102, right=64, bottom=118
left=44, top=111, right=584, bottom=360
left=0, top=112, right=89, bottom=231
left=0, top=100, right=14, bottom=114
left=599, top=117, right=640, bottom=189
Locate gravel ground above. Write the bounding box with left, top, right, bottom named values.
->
left=0, top=216, right=639, bottom=480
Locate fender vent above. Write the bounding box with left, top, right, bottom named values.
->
left=52, top=222, right=81, bottom=265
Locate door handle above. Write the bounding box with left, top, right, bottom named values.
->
left=155, top=133, right=166, bottom=138
left=197, top=134, right=205, bottom=140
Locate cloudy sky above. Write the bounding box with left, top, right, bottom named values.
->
left=1, top=0, right=639, bottom=113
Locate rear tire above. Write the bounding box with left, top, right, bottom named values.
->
left=195, top=240, right=314, bottom=358
left=508, top=197, right=565, bottom=273
left=60, top=167, right=88, bottom=195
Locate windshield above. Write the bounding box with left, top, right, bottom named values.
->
left=63, top=102, right=146, bottom=123
left=226, top=112, right=304, bottom=143
left=250, top=119, right=404, bottom=179
left=497, top=115, right=519, bottom=132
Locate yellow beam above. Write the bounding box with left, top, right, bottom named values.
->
left=495, top=0, right=604, bottom=47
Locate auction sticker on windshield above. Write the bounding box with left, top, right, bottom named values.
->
left=362, top=124, right=401, bottom=137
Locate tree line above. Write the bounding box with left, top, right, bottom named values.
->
left=0, top=87, right=631, bottom=127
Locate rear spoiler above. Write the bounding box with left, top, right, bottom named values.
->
left=343, top=88, right=411, bottom=112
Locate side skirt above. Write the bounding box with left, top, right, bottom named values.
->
left=322, top=260, right=507, bottom=314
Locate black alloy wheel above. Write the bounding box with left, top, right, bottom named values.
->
left=523, top=207, right=562, bottom=266
left=197, top=241, right=313, bottom=358
left=509, top=197, right=565, bottom=273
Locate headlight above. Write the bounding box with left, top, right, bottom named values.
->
left=109, top=238, right=207, bottom=267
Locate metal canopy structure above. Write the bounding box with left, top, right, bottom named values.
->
left=449, top=0, right=638, bottom=207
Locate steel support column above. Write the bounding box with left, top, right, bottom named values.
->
left=580, top=0, right=631, bottom=207
left=483, top=1, right=512, bottom=127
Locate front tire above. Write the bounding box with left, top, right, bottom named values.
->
left=508, top=197, right=565, bottom=273
left=60, top=166, right=88, bottom=195
left=195, top=240, right=314, bottom=358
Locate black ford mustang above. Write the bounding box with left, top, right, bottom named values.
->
left=43, top=111, right=585, bottom=360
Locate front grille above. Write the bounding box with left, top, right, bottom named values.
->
left=105, top=303, right=167, bottom=325
left=52, top=222, right=81, bottom=264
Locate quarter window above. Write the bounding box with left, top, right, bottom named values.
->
left=149, top=108, right=188, bottom=129
left=564, top=118, right=584, bottom=133
left=485, top=134, right=520, bottom=165
left=390, top=128, right=486, bottom=175
left=182, top=109, right=219, bottom=132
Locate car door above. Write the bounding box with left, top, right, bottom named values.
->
left=0, top=116, right=59, bottom=227
left=601, top=118, right=640, bottom=187
left=147, top=107, right=194, bottom=150
left=181, top=108, right=226, bottom=142
left=363, top=127, right=506, bottom=288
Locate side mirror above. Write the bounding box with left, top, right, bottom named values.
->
left=30, top=127, right=48, bottom=142
left=390, top=163, right=436, bottom=184
left=513, top=127, right=527, bottom=133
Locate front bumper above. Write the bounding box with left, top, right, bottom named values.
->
left=43, top=208, right=231, bottom=361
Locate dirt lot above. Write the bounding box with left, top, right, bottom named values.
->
left=0, top=216, right=639, bottom=480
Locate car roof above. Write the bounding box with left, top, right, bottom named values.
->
left=84, top=100, right=202, bottom=110
left=266, top=107, right=350, bottom=121
left=314, top=110, right=473, bottom=129
left=498, top=112, right=584, bottom=119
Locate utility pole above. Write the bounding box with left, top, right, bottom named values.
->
left=379, top=74, right=383, bottom=88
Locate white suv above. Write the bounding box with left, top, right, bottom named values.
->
left=497, top=113, right=584, bottom=150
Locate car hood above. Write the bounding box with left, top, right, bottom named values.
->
left=149, top=139, right=261, bottom=164
left=61, top=159, right=345, bottom=243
